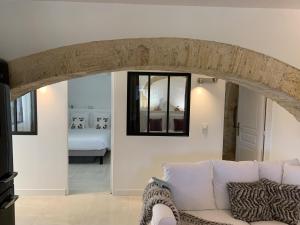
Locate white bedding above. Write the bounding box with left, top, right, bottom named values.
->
left=68, top=128, right=111, bottom=151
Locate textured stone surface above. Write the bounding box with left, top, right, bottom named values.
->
left=222, top=82, right=239, bottom=161
left=8, top=38, right=300, bottom=120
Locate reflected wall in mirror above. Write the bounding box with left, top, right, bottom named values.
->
left=169, top=76, right=188, bottom=133
left=127, top=72, right=191, bottom=136
left=11, top=91, right=37, bottom=135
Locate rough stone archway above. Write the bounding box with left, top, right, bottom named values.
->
left=8, top=38, right=300, bottom=121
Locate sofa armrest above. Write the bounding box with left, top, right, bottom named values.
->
left=149, top=178, right=154, bottom=183
left=151, top=204, right=177, bottom=225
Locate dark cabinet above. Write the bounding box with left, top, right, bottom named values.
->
left=0, top=188, right=16, bottom=225
left=0, top=60, right=17, bottom=225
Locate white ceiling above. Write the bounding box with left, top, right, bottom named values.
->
left=34, top=0, right=300, bottom=9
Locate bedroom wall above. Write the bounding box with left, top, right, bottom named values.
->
left=112, top=71, right=226, bottom=195
left=13, top=82, right=68, bottom=195
left=68, top=73, right=111, bottom=110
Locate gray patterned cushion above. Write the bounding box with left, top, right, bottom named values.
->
left=95, top=117, right=109, bottom=129
left=227, top=181, right=272, bottom=222
left=261, top=178, right=300, bottom=225
left=70, top=117, right=85, bottom=129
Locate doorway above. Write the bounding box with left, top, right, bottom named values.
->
left=67, top=73, right=112, bottom=194
left=222, top=83, right=270, bottom=161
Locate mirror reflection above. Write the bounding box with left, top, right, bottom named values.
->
left=149, top=76, right=168, bottom=133
left=169, top=76, right=187, bottom=133
left=127, top=72, right=191, bottom=136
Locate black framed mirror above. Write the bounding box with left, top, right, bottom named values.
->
left=11, top=91, right=37, bottom=135
left=127, top=72, right=191, bottom=136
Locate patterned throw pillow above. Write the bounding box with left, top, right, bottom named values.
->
left=70, top=117, right=85, bottom=129
left=227, top=181, right=272, bottom=222
left=95, top=117, right=109, bottom=129
left=261, top=178, right=300, bottom=225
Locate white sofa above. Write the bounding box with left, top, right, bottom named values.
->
left=150, top=159, right=300, bottom=225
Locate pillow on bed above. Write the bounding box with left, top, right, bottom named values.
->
left=95, top=117, right=109, bottom=129
left=70, top=111, right=89, bottom=128
left=70, top=117, right=85, bottom=129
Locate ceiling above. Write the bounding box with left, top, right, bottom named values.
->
left=34, top=0, right=300, bottom=9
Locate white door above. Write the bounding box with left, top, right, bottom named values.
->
left=236, top=86, right=266, bottom=161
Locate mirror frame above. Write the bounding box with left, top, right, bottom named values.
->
left=126, top=71, right=191, bottom=136
left=11, top=90, right=38, bottom=135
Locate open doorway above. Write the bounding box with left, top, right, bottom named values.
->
left=222, top=83, right=270, bottom=161
left=67, top=73, right=112, bottom=194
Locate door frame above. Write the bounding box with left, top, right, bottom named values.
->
left=66, top=74, right=114, bottom=195
left=235, top=88, right=273, bottom=162
left=110, top=73, right=115, bottom=194
left=262, top=98, right=273, bottom=161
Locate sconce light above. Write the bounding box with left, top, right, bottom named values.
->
left=197, top=77, right=218, bottom=85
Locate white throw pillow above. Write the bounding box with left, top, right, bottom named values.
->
left=163, top=161, right=216, bottom=211
left=282, top=164, right=300, bottom=186
left=212, top=160, right=259, bottom=209
left=259, top=159, right=299, bottom=183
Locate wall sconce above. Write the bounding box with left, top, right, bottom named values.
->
left=197, top=78, right=218, bottom=85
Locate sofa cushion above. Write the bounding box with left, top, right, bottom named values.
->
left=261, top=179, right=300, bottom=225
left=227, top=181, right=272, bottom=222
left=212, top=160, right=259, bottom=209
left=282, top=164, right=300, bottom=186
left=163, top=161, right=215, bottom=211
left=186, top=210, right=249, bottom=225
left=259, top=159, right=299, bottom=183
left=258, top=161, right=283, bottom=183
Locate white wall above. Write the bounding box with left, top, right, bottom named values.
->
left=68, top=73, right=111, bottom=110
left=13, top=82, right=68, bottom=196
left=112, top=72, right=225, bottom=195
left=1, top=2, right=299, bottom=195
left=267, top=102, right=300, bottom=160
left=1, top=2, right=300, bottom=70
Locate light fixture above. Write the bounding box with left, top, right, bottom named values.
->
left=197, top=77, right=218, bottom=84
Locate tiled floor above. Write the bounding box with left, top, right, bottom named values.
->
left=15, top=152, right=143, bottom=225
left=15, top=193, right=142, bottom=225
left=69, top=153, right=111, bottom=194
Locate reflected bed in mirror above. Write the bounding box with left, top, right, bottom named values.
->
left=127, top=72, right=191, bottom=136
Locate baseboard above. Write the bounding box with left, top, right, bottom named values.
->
left=16, top=189, right=67, bottom=196
left=112, top=188, right=143, bottom=196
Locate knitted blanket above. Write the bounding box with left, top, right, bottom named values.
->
left=140, top=180, right=230, bottom=225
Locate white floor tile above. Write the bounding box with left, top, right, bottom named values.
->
left=16, top=193, right=142, bottom=225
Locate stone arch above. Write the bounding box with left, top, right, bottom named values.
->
left=8, top=38, right=300, bottom=121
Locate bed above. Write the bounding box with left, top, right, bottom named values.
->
left=68, top=128, right=111, bottom=164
